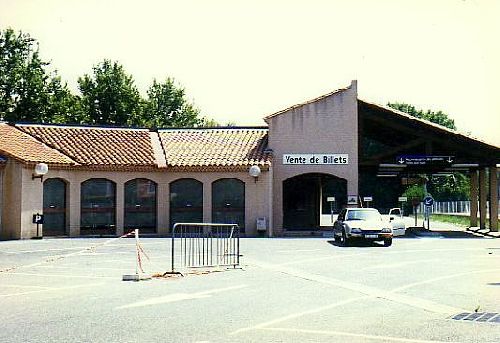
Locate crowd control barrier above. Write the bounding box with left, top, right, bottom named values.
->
left=170, top=223, right=240, bottom=273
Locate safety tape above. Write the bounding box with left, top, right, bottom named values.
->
left=135, top=240, right=151, bottom=274
left=0, top=230, right=136, bottom=274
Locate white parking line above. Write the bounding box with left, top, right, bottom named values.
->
left=277, top=247, right=484, bottom=267
left=259, top=327, right=464, bottom=343
left=0, top=284, right=56, bottom=290
left=1, top=247, right=89, bottom=254
left=362, top=259, right=439, bottom=270
left=0, top=283, right=105, bottom=297
left=390, top=268, right=500, bottom=293
left=231, top=295, right=370, bottom=334
left=36, top=265, right=132, bottom=272
left=235, top=258, right=495, bottom=337
left=2, top=272, right=116, bottom=280
left=116, top=285, right=247, bottom=309
left=247, top=259, right=466, bottom=313
left=276, top=249, right=322, bottom=253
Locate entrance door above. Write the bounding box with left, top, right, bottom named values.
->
left=283, top=176, right=319, bottom=230
left=283, top=173, right=348, bottom=230
left=43, top=178, right=67, bottom=236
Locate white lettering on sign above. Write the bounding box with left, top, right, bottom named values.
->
left=283, top=154, right=349, bottom=165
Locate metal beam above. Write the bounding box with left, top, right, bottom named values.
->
left=364, top=138, right=426, bottom=163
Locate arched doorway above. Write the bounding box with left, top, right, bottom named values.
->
left=212, top=178, right=245, bottom=231
left=170, top=178, right=203, bottom=228
left=283, top=173, right=347, bottom=230
left=125, top=178, right=157, bottom=233
left=81, top=178, right=116, bottom=235
left=43, top=178, right=67, bottom=236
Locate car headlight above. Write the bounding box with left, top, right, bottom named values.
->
left=351, top=228, right=362, bottom=233
left=381, top=228, right=392, bottom=233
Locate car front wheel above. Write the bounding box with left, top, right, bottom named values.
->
left=341, top=230, right=349, bottom=247
left=334, top=233, right=341, bottom=243
left=384, top=238, right=392, bottom=247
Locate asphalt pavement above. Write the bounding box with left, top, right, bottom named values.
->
left=0, top=233, right=499, bottom=343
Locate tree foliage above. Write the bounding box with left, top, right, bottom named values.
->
left=141, top=78, right=201, bottom=128
left=391, top=101, right=469, bottom=201
left=427, top=173, right=469, bottom=201
left=387, top=102, right=456, bottom=130
left=403, top=184, right=427, bottom=202
left=78, top=60, right=142, bottom=126
left=1, top=29, right=210, bottom=128
left=0, top=28, right=79, bottom=123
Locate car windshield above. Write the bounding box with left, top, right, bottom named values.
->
left=346, top=210, right=381, bottom=221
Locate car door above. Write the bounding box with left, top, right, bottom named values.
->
left=334, top=209, right=346, bottom=234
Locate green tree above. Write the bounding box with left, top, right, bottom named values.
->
left=427, top=173, right=469, bottom=201
left=403, top=184, right=427, bottom=201
left=78, top=60, right=142, bottom=125
left=391, top=102, right=470, bottom=200
left=0, top=28, right=80, bottom=123
left=388, top=102, right=456, bottom=130
left=141, top=78, right=202, bottom=128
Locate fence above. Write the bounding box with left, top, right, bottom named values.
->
left=170, top=223, right=240, bottom=273
left=416, top=200, right=500, bottom=215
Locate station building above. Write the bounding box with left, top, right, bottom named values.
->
left=0, top=81, right=499, bottom=239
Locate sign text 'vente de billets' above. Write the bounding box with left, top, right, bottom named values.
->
left=283, top=154, right=349, bottom=165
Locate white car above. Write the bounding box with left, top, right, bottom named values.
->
left=333, top=208, right=393, bottom=247
left=383, top=208, right=406, bottom=237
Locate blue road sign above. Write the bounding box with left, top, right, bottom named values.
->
left=424, top=196, right=434, bottom=207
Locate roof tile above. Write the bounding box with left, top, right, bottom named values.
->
left=0, top=123, right=76, bottom=165
left=159, top=128, right=271, bottom=167
left=17, top=125, right=157, bottom=167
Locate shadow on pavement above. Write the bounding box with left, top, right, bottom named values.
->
left=326, top=240, right=388, bottom=248
left=406, top=227, right=492, bottom=239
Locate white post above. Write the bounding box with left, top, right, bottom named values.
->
left=135, top=229, right=139, bottom=275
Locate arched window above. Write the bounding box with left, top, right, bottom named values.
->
left=124, top=178, right=157, bottom=232
left=81, top=178, right=116, bottom=234
left=170, top=179, right=203, bottom=228
left=212, top=178, right=245, bottom=230
left=43, top=178, right=67, bottom=236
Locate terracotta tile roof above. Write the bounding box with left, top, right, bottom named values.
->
left=159, top=128, right=271, bottom=167
left=17, top=124, right=157, bottom=167
left=0, top=123, right=76, bottom=165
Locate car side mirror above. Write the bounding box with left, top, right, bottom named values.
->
left=389, top=216, right=395, bottom=221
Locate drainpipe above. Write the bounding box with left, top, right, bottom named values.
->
left=268, top=165, right=273, bottom=237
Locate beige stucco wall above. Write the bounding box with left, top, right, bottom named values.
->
left=1, top=160, right=45, bottom=239
left=8, top=167, right=272, bottom=238
left=0, top=168, right=3, bottom=233
left=266, top=81, right=359, bottom=234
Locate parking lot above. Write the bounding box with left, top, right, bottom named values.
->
left=0, top=232, right=499, bottom=343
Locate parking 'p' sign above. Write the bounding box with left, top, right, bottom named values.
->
left=424, top=196, right=434, bottom=207
left=32, top=213, right=44, bottom=224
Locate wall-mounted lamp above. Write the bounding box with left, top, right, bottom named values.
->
left=32, top=163, right=48, bottom=182
left=249, top=165, right=261, bottom=183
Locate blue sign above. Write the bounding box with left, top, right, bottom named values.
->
left=397, top=155, right=454, bottom=165
left=424, top=196, right=434, bottom=207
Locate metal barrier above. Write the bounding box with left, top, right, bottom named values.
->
left=170, top=223, right=240, bottom=273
